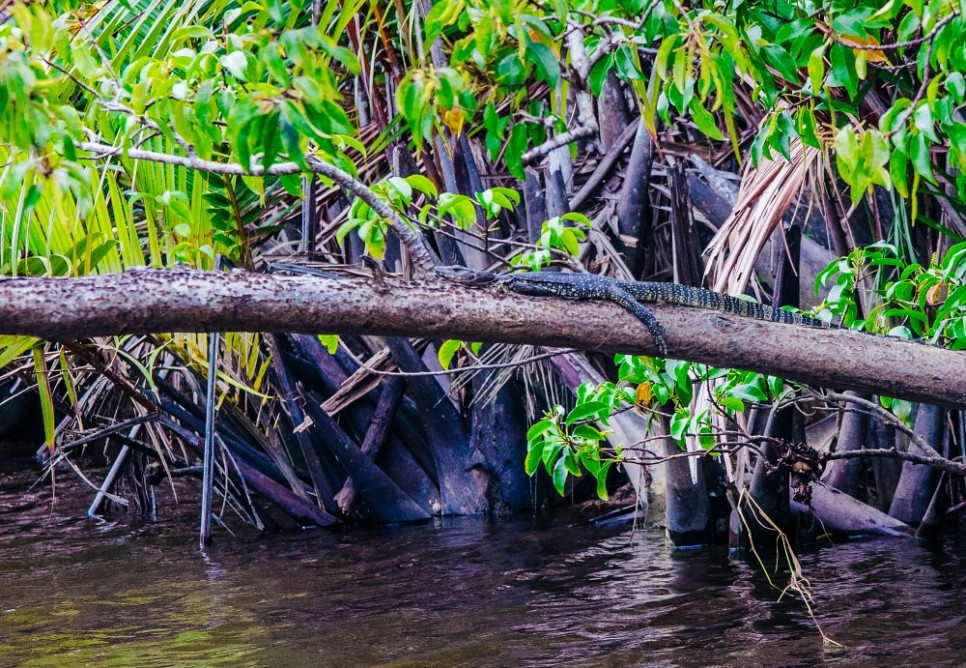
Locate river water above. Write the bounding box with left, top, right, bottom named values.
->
left=2, top=457, right=966, bottom=667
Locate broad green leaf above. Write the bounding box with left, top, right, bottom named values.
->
left=947, top=72, right=966, bottom=104
left=808, top=43, right=827, bottom=92
left=596, top=461, right=613, bottom=500
left=220, top=51, right=249, bottom=81
left=552, top=457, right=569, bottom=495
left=526, top=41, right=559, bottom=86
left=525, top=440, right=544, bottom=476
left=565, top=400, right=610, bottom=427
left=405, top=175, right=438, bottom=199
left=689, top=98, right=724, bottom=140
left=526, top=418, right=556, bottom=442
left=910, top=133, right=935, bottom=183
left=438, top=193, right=477, bottom=230
left=562, top=449, right=582, bottom=476
left=425, top=0, right=466, bottom=44
left=437, top=339, right=462, bottom=370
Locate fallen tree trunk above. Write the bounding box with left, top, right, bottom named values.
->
left=1, top=267, right=964, bottom=407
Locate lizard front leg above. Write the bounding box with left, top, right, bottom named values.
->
left=603, top=285, right=668, bottom=356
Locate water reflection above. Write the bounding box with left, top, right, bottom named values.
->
left=2, top=462, right=966, bottom=667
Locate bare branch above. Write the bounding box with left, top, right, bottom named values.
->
left=521, top=124, right=597, bottom=166
left=826, top=448, right=966, bottom=477
left=806, top=391, right=946, bottom=460
left=76, top=141, right=438, bottom=275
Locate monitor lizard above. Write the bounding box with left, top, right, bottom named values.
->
left=435, top=266, right=836, bottom=357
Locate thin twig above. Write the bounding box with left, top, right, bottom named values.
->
left=837, top=12, right=959, bottom=51
left=342, top=344, right=577, bottom=378
left=521, top=124, right=597, bottom=166
left=826, top=447, right=966, bottom=476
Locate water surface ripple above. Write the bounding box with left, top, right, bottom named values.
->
left=2, top=462, right=965, bottom=667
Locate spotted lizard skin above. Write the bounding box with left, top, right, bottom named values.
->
left=436, top=267, right=835, bottom=356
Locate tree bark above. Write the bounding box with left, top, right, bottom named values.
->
left=615, top=120, right=653, bottom=277
left=663, top=433, right=712, bottom=548
left=300, top=390, right=431, bottom=523
left=823, top=391, right=870, bottom=496
left=0, top=267, right=963, bottom=407
left=383, top=337, right=489, bottom=514
left=889, top=403, right=945, bottom=524
left=332, top=377, right=407, bottom=515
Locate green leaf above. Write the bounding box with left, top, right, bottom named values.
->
left=525, top=440, right=544, bottom=476
left=882, top=307, right=927, bottom=324
left=317, top=334, right=340, bottom=354
left=405, top=174, right=438, bottom=199
left=572, top=423, right=604, bottom=442
left=562, top=449, right=582, bottom=476
left=596, top=461, right=613, bottom=500
left=438, top=193, right=477, bottom=230
left=828, top=43, right=857, bottom=97
left=335, top=218, right=363, bottom=245
left=834, top=125, right=859, bottom=172
left=947, top=72, right=966, bottom=104
left=579, top=448, right=601, bottom=476
left=280, top=118, right=308, bottom=170
left=890, top=149, right=909, bottom=198
left=669, top=409, right=689, bottom=442
left=560, top=228, right=580, bottom=256
left=668, top=359, right=691, bottom=392
left=913, top=104, right=938, bottom=142
left=526, top=418, right=556, bottom=442
left=807, top=43, right=827, bottom=92
left=552, top=457, right=569, bottom=495
left=565, top=400, right=610, bottom=427
left=386, top=176, right=413, bottom=207
left=220, top=51, right=249, bottom=80
left=437, top=339, right=462, bottom=370
left=506, top=123, right=529, bottom=180
left=425, top=0, right=465, bottom=44
left=261, top=111, right=281, bottom=171
left=654, top=35, right=678, bottom=81
left=589, top=54, right=612, bottom=97
left=32, top=347, right=55, bottom=454
left=358, top=220, right=386, bottom=259
left=730, top=382, right=767, bottom=403
left=689, top=97, right=724, bottom=140
left=910, top=133, right=935, bottom=183
left=526, top=41, right=559, bottom=85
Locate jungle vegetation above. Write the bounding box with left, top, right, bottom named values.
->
left=1, top=0, right=966, bottom=584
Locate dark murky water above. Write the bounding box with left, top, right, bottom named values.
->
left=2, top=458, right=966, bottom=667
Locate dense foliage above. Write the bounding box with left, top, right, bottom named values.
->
left=1, top=0, right=965, bottom=525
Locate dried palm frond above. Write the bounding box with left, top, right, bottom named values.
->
left=693, top=139, right=821, bottom=490
left=704, top=138, right=821, bottom=294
